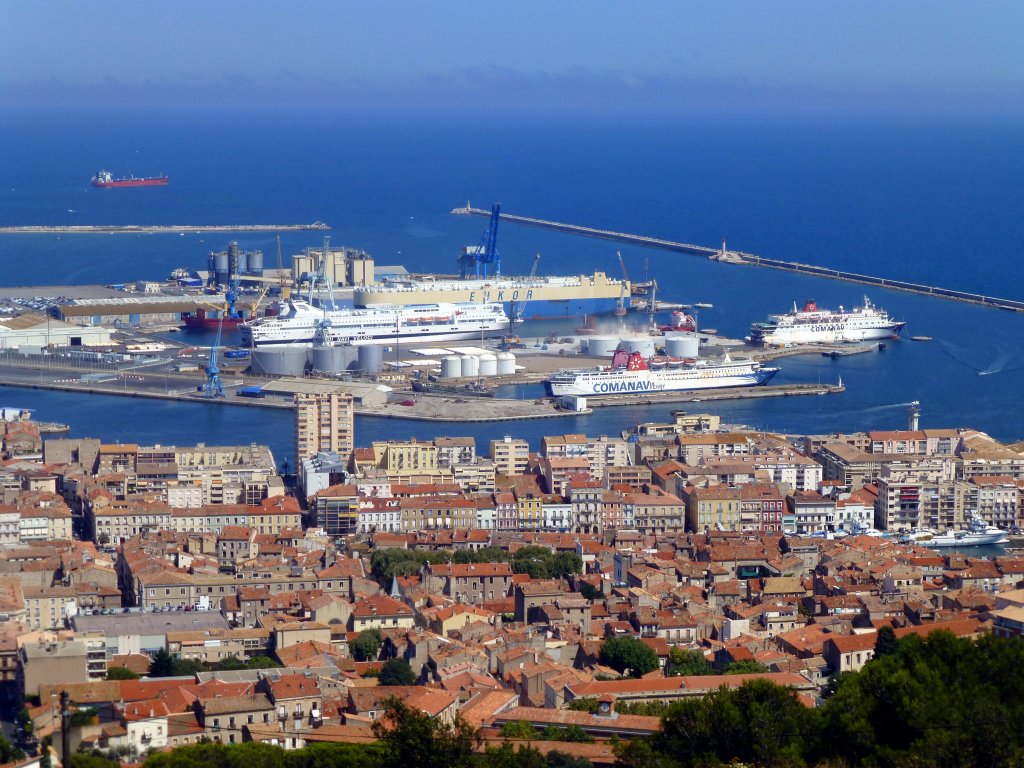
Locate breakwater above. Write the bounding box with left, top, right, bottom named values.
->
left=452, top=206, right=1024, bottom=313
left=0, top=223, right=330, bottom=234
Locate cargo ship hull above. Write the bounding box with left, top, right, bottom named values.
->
left=90, top=170, right=168, bottom=188
left=354, top=272, right=627, bottom=320
left=181, top=308, right=245, bottom=331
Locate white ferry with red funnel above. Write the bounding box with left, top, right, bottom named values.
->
left=749, top=297, right=904, bottom=346
left=546, top=350, right=778, bottom=397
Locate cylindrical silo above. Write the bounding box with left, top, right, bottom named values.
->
left=460, top=354, right=479, bottom=378
left=247, top=249, right=264, bottom=274
left=442, top=356, right=462, bottom=378
left=311, top=345, right=348, bottom=373
left=236, top=250, right=248, bottom=275
left=620, top=336, right=656, bottom=358
left=496, top=352, right=516, bottom=375
left=665, top=332, right=700, bottom=359
left=478, top=353, right=498, bottom=377
left=251, top=347, right=308, bottom=377
left=357, top=344, right=384, bottom=374
left=213, top=250, right=230, bottom=285
left=587, top=335, right=618, bottom=357
left=338, top=345, right=361, bottom=371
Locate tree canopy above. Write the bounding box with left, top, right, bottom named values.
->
left=105, top=666, right=141, bottom=680
left=598, top=637, right=659, bottom=678
left=510, top=547, right=582, bottom=580
left=351, top=629, right=384, bottom=662
left=667, top=648, right=713, bottom=677
left=617, top=629, right=1024, bottom=768
left=379, top=658, right=417, bottom=686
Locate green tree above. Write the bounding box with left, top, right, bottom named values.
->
left=499, top=720, right=538, bottom=740
left=379, top=658, right=416, bottom=686
left=481, top=743, right=547, bottom=768
left=874, top=625, right=899, bottom=657
left=667, top=648, right=713, bottom=677
left=722, top=659, right=770, bottom=675
left=577, top=581, right=600, bottom=601
left=246, top=655, right=281, bottom=669
left=511, top=546, right=554, bottom=579
left=70, top=755, right=120, bottom=768
left=0, top=735, right=24, bottom=764
left=147, top=648, right=176, bottom=677
left=599, top=637, right=659, bottom=678
left=213, top=655, right=246, bottom=671
left=549, top=552, right=583, bottom=579
left=350, top=629, right=383, bottom=662
left=173, top=658, right=206, bottom=677
left=545, top=752, right=595, bottom=768
left=372, top=697, right=479, bottom=768
left=105, top=666, right=140, bottom=680
left=564, top=698, right=599, bottom=713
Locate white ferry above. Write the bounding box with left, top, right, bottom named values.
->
left=749, top=297, right=904, bottom=346
left=240, top=300, right=509, bottom=347
left=546, top=350, right=778, bottom=397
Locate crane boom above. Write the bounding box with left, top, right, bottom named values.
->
left=617, top=251, right=630, bottom=283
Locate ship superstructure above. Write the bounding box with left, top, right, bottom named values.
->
left=240, top=299, right=509, bottom=347
left=749, top=297, right=904, bottom=346
left=546, top=350, right=778, bottom=397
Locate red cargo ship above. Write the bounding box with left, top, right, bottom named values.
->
left=181, top=307, right=245, bottom=331
left=91, top=170, right=169, bottom=188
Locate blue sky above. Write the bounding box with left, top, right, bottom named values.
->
left=3, top=1, right=1023, bottom=113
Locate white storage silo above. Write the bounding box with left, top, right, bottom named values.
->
left=442, top=356, right=462, bottom=378
left=586, top=335, right=618, bottom=357
left=620, top=336, right=656, bottom=358
left=357, top=344, right=384, bottom=374
left=665, top=332, right=700, bottom=358
left=478, top=353, right=498, bottom=377
left=496, top=352, right=516, bottom=375
left=460, top=354, right=479, bottom=378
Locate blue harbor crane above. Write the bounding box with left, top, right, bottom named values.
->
left=459, top=203, right=501, bottom=279
left=202, top=315, right=226, bottom=398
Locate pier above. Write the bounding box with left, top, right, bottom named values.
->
left=452, top=205, right=1024, bottom=313
left=0, top=223, right=331, bottom=235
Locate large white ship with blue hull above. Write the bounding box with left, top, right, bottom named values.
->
left=547, top=350, right=778, bottom=397
left=241, top=299, right=509, bottom=347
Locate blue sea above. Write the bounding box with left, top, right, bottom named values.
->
left=1, top=108, right=1023, bottom=468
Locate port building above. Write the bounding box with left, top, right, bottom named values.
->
left=0, top=312, right=111, bottom=348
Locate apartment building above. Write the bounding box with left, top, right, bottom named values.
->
left=295, top=391, right=355, bottom=466
left=490, top=436, right=530, bottom=476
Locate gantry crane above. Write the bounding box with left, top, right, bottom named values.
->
left=459, top=203, right=502, bottom=278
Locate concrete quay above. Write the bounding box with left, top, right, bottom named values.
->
left=585, top=382, right=845, bottom=408
left=0, top=223, right=330, bottom=235
left=453, top=205, right=1024, bottom=313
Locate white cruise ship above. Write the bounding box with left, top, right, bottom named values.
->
left=240, top=300, right=509, bottom=347
left=749, top=297, right=904, bottom=346
left=546, top=350, right=778, bottom=397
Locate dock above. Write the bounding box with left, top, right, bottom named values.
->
left=584, top=382, right=845, bottom=408
left=452, top=205, right=1024, bottom=313
left=0, top=223, right=330, bottom=235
